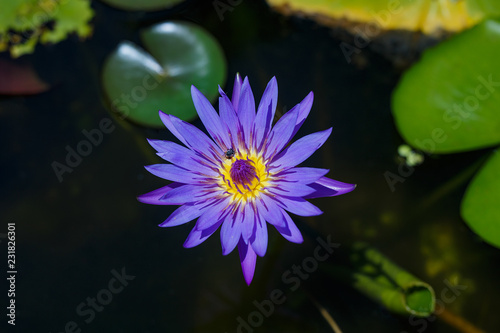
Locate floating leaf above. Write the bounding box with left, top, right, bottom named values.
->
left=461, top=150, right=500, bottom=248
left=267, top=0, right=500, bottom=35
left=392, top=19, right=500, bottom=153
left=41, top=0, right=94, bottom=44
left=0, top=0, right=94, bottom=58
left=102, top=21, right=227, bottom=128
left=99, top=0, right=185, bottom=11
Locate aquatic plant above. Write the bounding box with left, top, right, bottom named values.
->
left=0, top=0, right=94, bottom=58
left=138, top=74, right=356, bottom=284
left=102, top=21, right=227, bottom=127
left=392, top=19, right=500, bottom=248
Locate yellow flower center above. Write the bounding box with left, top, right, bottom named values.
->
left=219, top=149, right=270, bottom=204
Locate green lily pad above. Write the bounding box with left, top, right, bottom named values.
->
left=102, top=21, right=227, bottom=128
left=392, top=19, right=500, bottom=154
left=99, top=0, right=185, bottom=11
left=461, top=149, right=500, bottom=248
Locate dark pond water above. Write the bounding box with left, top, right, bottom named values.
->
left=1, top=0, right=499, bottom=332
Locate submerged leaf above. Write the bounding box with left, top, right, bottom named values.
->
left=0, top=58, right=49, bottom=95
left=324, top=242, right=435, bottom=317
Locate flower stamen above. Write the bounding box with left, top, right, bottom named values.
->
left=230, top=159, right=257, bottom=187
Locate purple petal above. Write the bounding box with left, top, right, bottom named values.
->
left=267, top=181, right=316, bottom=197
left=218, top=89, right=242, bottom=149
left=291, top=92, right=314, bottom=138
left=231, top=73, right=243, bottom=111
left=145, top=164, right=204, bottom=184
left=191, top=85, right=231, bottom=148
left=220, top=211, right=242, bottom=255
left=238, top=239, right=257, bottom=285
left=237, top=77, right=256, bottom=145
left=254, top=77, right=278, bottom=149
left=159, top=111, right=188, bottom=147
left=255, top=194, right=286, bottom=228
left=160, top=184, right=210, bottom=205
left=196, top=198, right=231, bottom=230
left=147, top=139, right=173, bottom=153
left=275, top=196, right=323, bottom=216
left=250, top=212, right=268, bottom=257
left=275, top=167, right=329, bottom=184
left=270, top=128, right=332, bottom=171
left=241, top=203, right=255, bottom=244
left=304, top=176, right=357, bottom=199
left=159, top=203, right=203, bottom=227
left=137, top=183, right=183, bottom=205
left=274, top=210, right=304, bottom=244
left=183, top=220, right=222, bottom=248
left=153, top=141, right=218, bottom=177
left=263, top=103, right=299, bottom=160
left=161, top=113, right=222, bottom=160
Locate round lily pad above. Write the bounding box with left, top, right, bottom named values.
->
left=102, top=21, right=227, bottom=128
left=99, top=0, right=185, bottom=11
left=392, top=19, right=500, bottom=153
left=461, top=149, right=500, bottom=248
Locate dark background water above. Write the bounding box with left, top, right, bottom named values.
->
left=1, top=0, right=499, bottom=332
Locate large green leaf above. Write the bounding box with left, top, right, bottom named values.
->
left=102, top=21, right=227, bottom=128
left=461, top=150, right=500, bottom=248
left=99, top=0, right=184, bottom=11
left=392, top=19, right=500, bottom=153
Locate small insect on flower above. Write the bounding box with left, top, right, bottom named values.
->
left=225, top=148, right=235, bottom=159
left=138, top=74, right=356, bottom=285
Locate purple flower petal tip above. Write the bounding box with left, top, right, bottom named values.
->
left=138, top=75, right=355, bottom=285
left=239, top=240, right=257, bottom=285
left=304, top=177, right=356, bottom=199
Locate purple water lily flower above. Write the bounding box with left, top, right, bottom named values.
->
left=138, top=74, right=355, bottom=285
